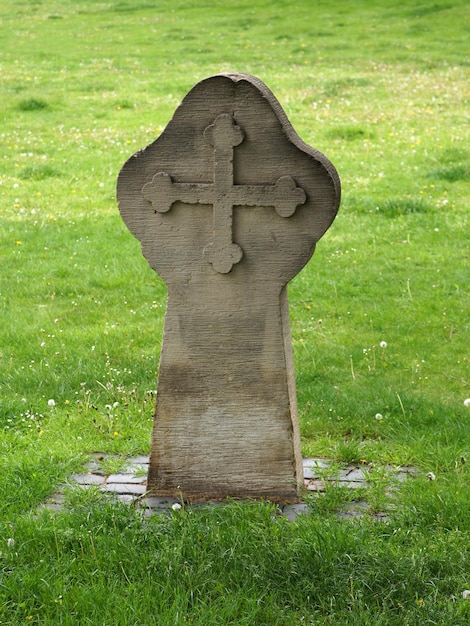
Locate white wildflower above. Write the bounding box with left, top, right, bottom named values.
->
left=47, top=399, right=55, bottom=407
left=171, top=503, right=182, bottom=511
left=375, top=413, right=383, bottom=421
left=464, top=398, right=470, bottom=408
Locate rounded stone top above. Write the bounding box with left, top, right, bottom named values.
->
left=117, top=73, right=340, bottom=286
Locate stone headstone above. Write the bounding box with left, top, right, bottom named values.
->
left=117, top=73, right=340, bottom=502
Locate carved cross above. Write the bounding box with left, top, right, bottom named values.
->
left=142, top=113, right=306, bottom=274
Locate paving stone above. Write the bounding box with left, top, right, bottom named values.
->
left=143, top=507, right=168, bottom=518
left=120, top=465, right=149, bottom=481
left=114, top=494, right=138, bottom=505
left=396, top=468, right=416, bottom=480
left=303, top=458, right=330, bottom=479
left=107, top=473, right=147, bottom=484
left=85, top=461, right=104, bottom=474
left=87, top=453, right=113, bottom=475
left=102, top=483, right=147, bottom=496
left=190, top=501, right=233, bottom=510
left=303, top=458, right=330, bottom=467
left=75, top=483, right=103, bottom=491
left=344, top=467, right=367, bottom=481
left=128, top=455, right=150, bottom=465
left=142, top=496, right=182, bottom=510
left=40, top=502, right=64, bottom=512
left=306, top=480, right=327, bottom=492
left=342, top=481, right=366, bottom=490
left=48, top=493, right=67, bottom=504
left=88, top=468, right=108, bottom=476
left=123, top=465, right=149, bottom=476
left=71, top=473, right=106, bottom=485
left=303, top=467, right=318, bottom=480
left=282, top=504, right=309, bottom=521
left=341, top=501, right=369, bottom=514
left=338, top=501, right=391, bottom=521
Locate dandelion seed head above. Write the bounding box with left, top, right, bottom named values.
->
left=47, top=399, right=55, bottom=407
left=171, top=503, right=182, bottom=511
left=375, top=413, right=383, bottom=421
left=464, top=398, right=470, bottom=408
left=380, top=341, right=387, bottom=348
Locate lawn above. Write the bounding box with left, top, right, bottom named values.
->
left=1, top=0, right=469, bottom=624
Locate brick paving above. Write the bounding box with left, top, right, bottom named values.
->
left=40, top=454, right=416, bottom=520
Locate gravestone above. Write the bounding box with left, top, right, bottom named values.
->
left=117, top=73, right=340, bottom=502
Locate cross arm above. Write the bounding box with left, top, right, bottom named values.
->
left=231, top=175, right=306, bottom=217
left=142, top=171, right=214, bottom=213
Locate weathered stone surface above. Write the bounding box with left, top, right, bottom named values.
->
left=128, top=455, right=150, bottom=465
left=102, top=483, right=147, bottom=496
left=106, top=473, right=147, bottom=485
left=303, top=458, right=331, bottom=479
left=342, top=468, right=367, bottom=482
left=71, top=473, right=106, bottom=486
left=142, top=496, right=182, bottom=509
left=283, top=503, right=309, bottom=521
left=117, top=73, right=340, bottom=502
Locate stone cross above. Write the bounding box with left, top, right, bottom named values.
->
left=117, top=73, right=340, bottom=502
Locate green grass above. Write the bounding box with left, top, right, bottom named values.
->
left=2, top=498, right=469, bottom=625
left=1, top=0, right=469, bottom=623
